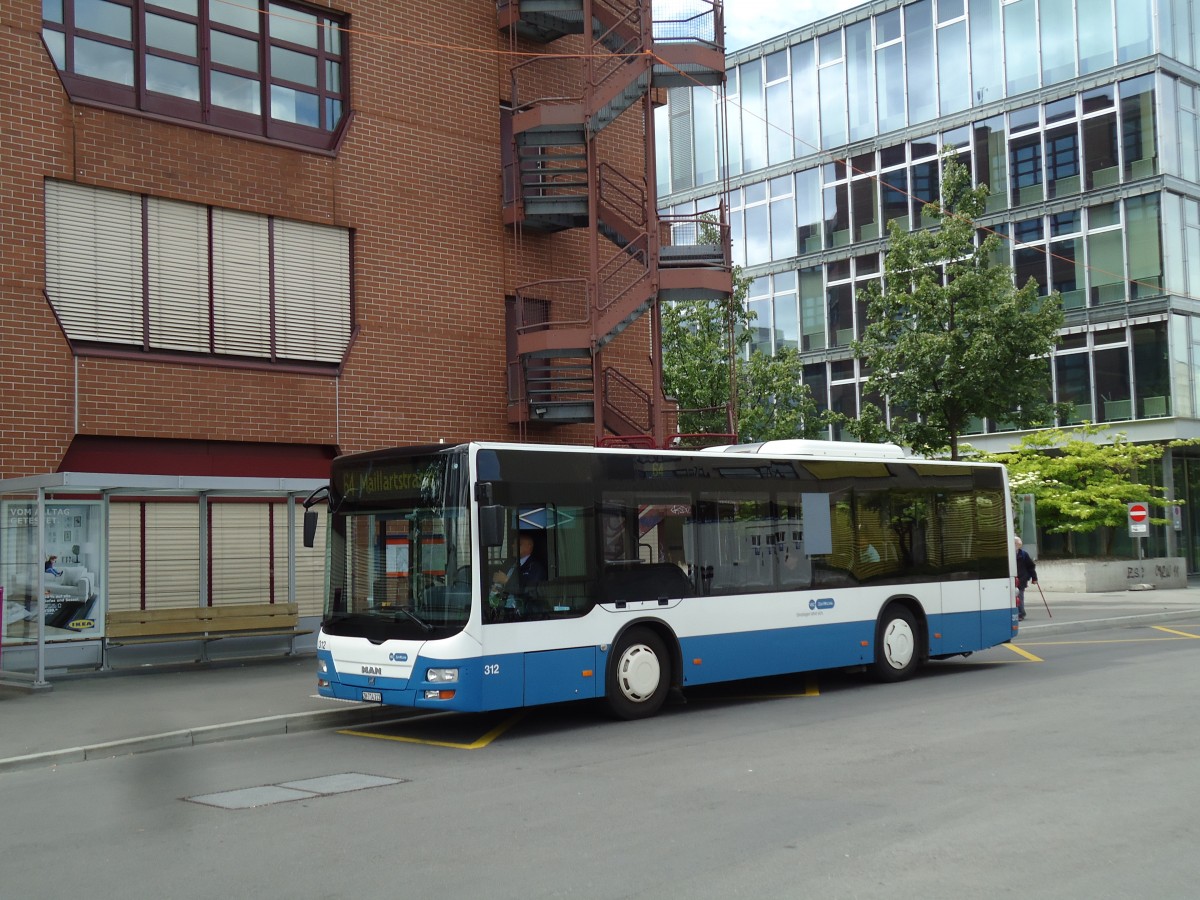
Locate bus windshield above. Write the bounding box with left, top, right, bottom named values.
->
left=322, top=447, right=471, bottom=641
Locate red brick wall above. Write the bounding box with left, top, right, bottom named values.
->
left=0, top=1, right=660, bottom=478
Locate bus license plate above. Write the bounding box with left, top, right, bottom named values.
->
left=362, top=690, right=382, bottom=703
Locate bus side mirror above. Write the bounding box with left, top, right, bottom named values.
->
left=303, top=509, right=318, bottom=548
left=480, top=505, right=505, bottom=548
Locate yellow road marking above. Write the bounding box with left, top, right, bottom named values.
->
left=339, top=712, right=526, bottom=750
left=1152, top=625, right=1200, bottom=639
left=1003, top=644, right=1044, bottom=662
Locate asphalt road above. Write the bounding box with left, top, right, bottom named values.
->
left=5, top=619, right=1200, bottom=900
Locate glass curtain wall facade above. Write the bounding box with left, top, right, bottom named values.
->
left=659, top=0, right=1200, bottom=564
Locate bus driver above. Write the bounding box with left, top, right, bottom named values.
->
left=491, top=533, right=546, bottom=611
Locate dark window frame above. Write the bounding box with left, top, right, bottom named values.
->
left=42, top=0, right=348, bottom=152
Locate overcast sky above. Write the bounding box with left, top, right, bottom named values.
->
left=723, top=0, right=866, bottom=51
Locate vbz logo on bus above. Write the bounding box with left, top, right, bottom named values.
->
left=809, top=597, right=835, bottom=610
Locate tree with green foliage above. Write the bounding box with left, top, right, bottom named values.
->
left=737, top=345, right=830, bottom=441
left=856, top=152, right=1064, bottom=459
left=662, top=250, right=831, bottom=441
left=973, top=425, right=1187, bottom=556
left=834, top=399, right=892, bottom=445
left=661, top=284, right=746, bottom=436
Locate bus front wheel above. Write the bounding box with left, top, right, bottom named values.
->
left=870, top=605, right=920, bottom=683
left=605, top=627, right=670, bottom=720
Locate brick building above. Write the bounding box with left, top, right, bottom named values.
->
left=0, top=0, right=729, bottom=673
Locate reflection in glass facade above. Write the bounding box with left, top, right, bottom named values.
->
left=660, top=0, right=1200, bottom=561
left=662, top=0, right=1200, bottom=436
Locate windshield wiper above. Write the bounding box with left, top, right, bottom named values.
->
left=393, top=605, right=433, bottom=632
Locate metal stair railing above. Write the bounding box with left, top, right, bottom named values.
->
left=592, top=0, right=642, bottom=45
left=509, top=3, right=647, bottom=133
left=597, top=162, right=647, bottom=234
left=514, top=277, right=592, bottom=335
left=658, top=206, right=730, bottom=268
left=595, top=236, right=652, bottom=338
left=510, top=54, right=586, bottom=116
left=602, top=366, right=653, bottom=433
left=651, top=0, right=721, bottom=46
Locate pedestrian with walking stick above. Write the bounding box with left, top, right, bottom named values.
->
left=1014, top=536, right=1037, bottom=621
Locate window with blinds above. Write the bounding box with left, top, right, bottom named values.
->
left=45, top=182, right=142, bottom=345
left=108, top=498, right=327, bottom=612
left=44, top=180, right=351, bottom=368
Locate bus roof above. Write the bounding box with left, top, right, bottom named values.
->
left=700, top=439, right=907, bottom=459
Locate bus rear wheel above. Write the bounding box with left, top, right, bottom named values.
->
left=870, top=604, right=920, bottom=683
left=605, top=627, right=670, bottom=720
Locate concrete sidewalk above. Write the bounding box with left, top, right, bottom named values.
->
left=0, top=656, right=402, bottom=774
left=2, top=587, right=1199, bottom=775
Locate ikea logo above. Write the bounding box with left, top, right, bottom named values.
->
left=69, top=619, right=96, bottom=630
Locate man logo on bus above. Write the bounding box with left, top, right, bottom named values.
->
left=809, top=598, right=835, bottom=610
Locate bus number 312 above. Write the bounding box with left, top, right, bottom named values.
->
left=484, top=664, right=501, bottom=676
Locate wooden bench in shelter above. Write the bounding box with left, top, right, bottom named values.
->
left=103, top=602, right=311, bottom=667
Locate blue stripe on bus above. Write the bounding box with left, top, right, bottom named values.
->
left=678, top=620, right=874, bottom=685
left=929, top=607, right=1015, bottom=656
left=317, top=609, right=1016, bottom=711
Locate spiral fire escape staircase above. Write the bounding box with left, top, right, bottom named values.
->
left=499, top=0, right=731, bottom=446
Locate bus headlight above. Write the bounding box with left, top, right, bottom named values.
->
left=426, top=667, right=459, bottom=683
left=318, top=659, right=328, bottom=674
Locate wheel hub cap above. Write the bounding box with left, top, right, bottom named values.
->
left=618, top=644, right=661, bottom=702
left=882, top=619, right=915, bottom=669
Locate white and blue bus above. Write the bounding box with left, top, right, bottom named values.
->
left=303, top=440, right=1016, bottom=719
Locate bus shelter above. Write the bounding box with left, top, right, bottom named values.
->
left=0, top=472, right=326, bottom=690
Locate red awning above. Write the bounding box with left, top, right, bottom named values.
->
left=58, top=436, right=337, bottom=479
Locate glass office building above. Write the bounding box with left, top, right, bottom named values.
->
left=659, top=0, right=1200, bottom=566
